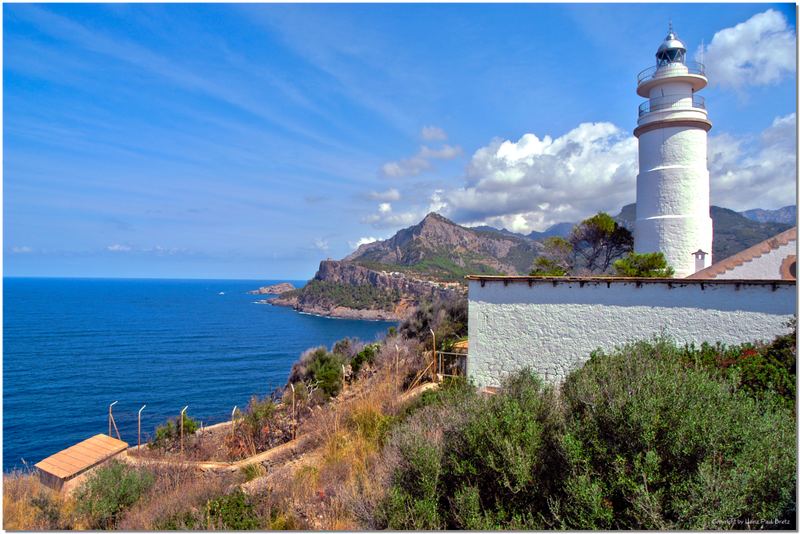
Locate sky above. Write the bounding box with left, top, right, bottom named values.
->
left=4, top=3, right=797, bottom=279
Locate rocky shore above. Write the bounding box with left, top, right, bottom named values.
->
left=269, top=260, right=461, bottom=321
left=269, top=294, right=409, bottom=321
left=248, top=282, right=296, bottom=295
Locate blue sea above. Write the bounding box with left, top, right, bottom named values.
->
left=3, top=278, right=394, bottom=472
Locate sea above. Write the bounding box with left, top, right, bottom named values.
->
left=3, top=278, right=395, bottom=472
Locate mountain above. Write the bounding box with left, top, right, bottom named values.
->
left=614, top=203, right=793, bottom=261
left=344, top=212, right=542, bottom=281
left=528, top=222, right=574, bottom=240
left=739, top=205, right=797, bottom=225
left=470, top=225, right=528, bottom=239
left=272, top=213, right=542, bottom=320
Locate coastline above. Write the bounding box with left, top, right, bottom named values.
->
left=269, top=295, right=404, bottom=321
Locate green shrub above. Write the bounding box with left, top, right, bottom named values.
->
left=204, top=489, right=260, bottom=530
left=308, top=351, right=344, bottom=398
left=613, top=251, right=674, bottom=277
left=350, top=343, right=380, bottom=376
left=677, top=322, right=796, bottom=408
left=399, top=297, right=467, bottom=348
left=287, top=346, right=345, bottom=399
left=378, top=337, right=797, bottom=530
left=381, top=438, right=444, bottom=530
left=153, top=510, right=199, bottom=530
left=400, top=376, right=470, bottom=418
left=75, top=460, right=155, bottom=529
left=380, top=372, right=562, bottom=529
left=561, top=338, right=796, bottom=529
left=240, top=463, right=267, bottom=482
left=152, top=414, right=199, bottom=449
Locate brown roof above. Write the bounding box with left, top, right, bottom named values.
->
left=464, top=275, right=794, bottom=286
left=35, top=434, right=128, bottom=481
left=688, top=227, right=797, bottom=280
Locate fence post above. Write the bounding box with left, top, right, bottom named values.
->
left=180, top=406, right=188, bottom=455
left=430, top=329, right=437, bottom=382
left=138, top=405, right=146, bottom=450
left=108, top=401, right=121, bottom=440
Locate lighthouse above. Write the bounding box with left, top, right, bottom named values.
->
left=634, top=27, right=713, bottom=278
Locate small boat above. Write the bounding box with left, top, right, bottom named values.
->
left=218, top=291, right=225, bottom=295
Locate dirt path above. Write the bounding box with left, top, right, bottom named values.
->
left=123, top=381, right=438, bottom=475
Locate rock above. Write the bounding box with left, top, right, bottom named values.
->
left=248, top=282, right=296, bottom=295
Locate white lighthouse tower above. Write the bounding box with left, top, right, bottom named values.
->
left=634, top=26, right=713, bottom=277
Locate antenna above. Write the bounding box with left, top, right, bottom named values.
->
left=699, top=38, right=705, bottom=65
left=668, top=19, right=673, bottom=34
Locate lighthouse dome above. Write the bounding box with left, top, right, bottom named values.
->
left=656, top=30, right=687, bottom=66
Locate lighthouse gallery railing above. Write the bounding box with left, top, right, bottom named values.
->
left=637, top=61, right=706, bottom=85
left=638, top=95, right=706, bottom=117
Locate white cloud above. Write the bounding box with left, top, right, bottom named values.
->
left=362, top=200, right=422, bottom=229
left=438, top=122, right=638, bottom=234
left=381, top=144, right=463, bottom=178
left=697, top=9, right=796, bottom=90
left=708, top=113, right=796, bottom=210
left=368, top=188, right=401, bottom=201
left=107, top=244, right=132, bottom=252
left=313, top=238, right=330, bottom=251
left=348, top=236, right=380, bottom=249
left=420, top=144, right=462, bottom=160
left=362, top=190, right=453, bottom=230
left=381, top=156, right=429, bottom=178
left=421, top=125, right=447, bottom=141
left=367, top=114, right=795, bottom=236
left=12, top=246, right=33, bottom=254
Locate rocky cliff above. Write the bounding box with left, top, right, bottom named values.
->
left=248, top=282, right=296, bottom=295
left=271, top=260, right=462, bottom=321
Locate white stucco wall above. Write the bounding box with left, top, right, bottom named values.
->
left=716, top=240, right=797, bottom=280
left=467, top=278, right=796, bottom=387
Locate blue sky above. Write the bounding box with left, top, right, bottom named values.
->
left=4, top=3, right=797, bottom=279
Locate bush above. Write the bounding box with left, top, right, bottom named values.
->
left=75, top=460, right=155, bottom=529
left=381, top=373, right=560, bottom=530
left=226, top=396, right=283, bottom=458
left=118, top=464, right=234, bottom=530
left=377, top=338, right=797, bottom=530
left=287, top=346, right=345, bottom=399
left=613, top=251, right=674, bottom=277
left=204, top=489, right=260, bottom=530
left=152, top=414, right=199, bottom=450
left=240, top=463, right=267, bottom=482
left=677, top=322, right=796, bottom=408
left=561, top=338, right=796, bottom=529
left=399, top=296, right=467, bottom=349
left=351, top=343, right=380, bottom=376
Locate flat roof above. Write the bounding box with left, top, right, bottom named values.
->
left=465, top=275, right=795, bottom=286
left=35, top=434, right=128, bottom=481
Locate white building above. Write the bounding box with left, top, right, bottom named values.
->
left=634, top=28, right=713, bottom=278
left=689, top=227, right=797, bottom=281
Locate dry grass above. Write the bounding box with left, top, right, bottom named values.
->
left=3, top=469, right=84, bottom=530
left=278, top=363, right=408, bottom=530
left=117, top=463, right=237, bottom=530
